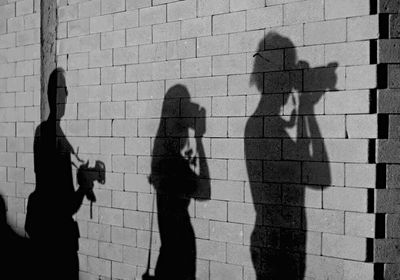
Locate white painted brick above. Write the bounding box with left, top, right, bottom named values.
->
left=167, top=39, right=196, bottom=60
left=138, top=81, right=164, bottom=100
left=345, top=212, right=375, bottom=238
left=212, top=96, right=246, bottom=117
left=112, top=190, right=137, bottom=210
left=87, top=256, right=111, bottom=277
left=323, top=186, right=368, bottom=212
left=325, top=0, right=369, bottom=20
left=101, top=30, right=125, bottom=49
left=213, top=54, right=246, bottom=76
left=247, top=5, right=283, bottom=30
left=348, top=15, right=379, bottom=41
left=89, top=49, right=112, bottom=68
left=112, top=155, right=137, bottom=173
left=182, top=57, right=211, bottom=78
left=139, top=42, right=166, bottom=63
left=101, top=66, right=125, bottom=84
left=153, top=21, right=180, bottom=42
left=99, top=242, right=123, bottom=261
left=229, top=30, right=264, bottom=53
left=304, top=19, right=346, bottom=45
left=90, top=15, right=113, bottom=34
left=0, top=33, right=16, bottom=49
left=126, top=63, right=153, bottom=82
left=59, top=4, right=78, bottom=22
left=111, top=226, right=136, bottom=246
left=126, top=0, right=151, bottom=10
left=346, top=65, right=377, bottom=90
left=346, top=114, right=377, bottom=139
left=0, top=4, right=15, bottom=20
left=198, top=0, right=229, bottom=16
left=112, top=83, right=137, bottom=101
left=88, top=222, right=111, bottom=242
left=8, top=17, right=24, bottom=33
left=68, top=53, right=88, bottom=70
left=124, top=210, right=150, bottom=230
left=78, top=68, right=100, bottom=86
left=114, top=46, right=139, bottom=65
left=325, top=90, right=370, bottom=115
left=101, top=0, right=125, bottom=15
left=182, top=16, right=211, bottom=39
left=89, top=119, right=111, bottom=136
left=114, top=11, right=138, bottom=30
left=78, top=102, right=100, bottom=119
left=213, top=12, right=245, bottom=35
left=305, top=208, right=344, bottom=234
left=79, top=0, right=101, bottom=18
left=152, top=60, right=180, bottom=80
left=68, top=18, right=89, bottom=37
left=230, top=0, right=264, bottom=11
left=197, top=35, right=228, bottom=57
left=167, top=0, right=196, bottom=21
left=284, top=0, right=324, bottom=25
left=322, top=233, right=367, bottom=261
left=139, top=5, right=166, bottom=26
left=16, top=60, right=34, bottom=76
left=345, top=164, right=376, bottom=188
left=125, top=137, right=150, bottom=155
left=99, top=207, right=123, bottom=226
left=325, top=41, right=369, bottom=67
left=101, top=101, right=125, bottom=119
left=127, top=26, right=152, bottom=46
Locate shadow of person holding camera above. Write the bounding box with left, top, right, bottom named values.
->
left=149, top=84, right=210, bottom=280
left=25, top=68, right=96, bottom=280
left=245, top=33, right=337, bottom=279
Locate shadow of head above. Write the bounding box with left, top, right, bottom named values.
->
left=48, top=67, right=68, bottom=120
left=162, top=84, right=205, bottom=151
left=250, top=32, right=338, bottom=108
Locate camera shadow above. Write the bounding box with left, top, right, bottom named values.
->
left=245, top=33, right=337, bottom=279
left=149, top=84, right=211, bottom=280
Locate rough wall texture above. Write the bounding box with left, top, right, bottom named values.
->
left=377, top=0, right=400, bottom=279
left=1, top=0, right=391, bottom=279
left=0, top=0, right=41, bottom=235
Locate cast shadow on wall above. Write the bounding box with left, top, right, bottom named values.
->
left=149, top=84, right=211, bottom=280
left=25, top=68, right=96, bottom=280
left=245, top=33, right=338, bottom=279
left=0, top=194, right=32, bottom=278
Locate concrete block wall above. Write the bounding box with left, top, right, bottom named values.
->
left=1, top=0, right=393, bottom=279
left=376, top=0, right=400, bottom=279
left=0, top=0, right=40, bottom=235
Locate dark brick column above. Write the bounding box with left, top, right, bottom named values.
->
left=376, top=0, right=400, bottom=278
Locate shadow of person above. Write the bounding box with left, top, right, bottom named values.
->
left=150, top=84, right=210, bottom=280
left=245, top=33, right=337, bottom=279
left=25, top=68, right=87, bottom=280
left=0, top=194, right=32, bottom=278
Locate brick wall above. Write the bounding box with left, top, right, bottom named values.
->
left=0, top=0, right=40, bottom=235
left=0, top=0, right=390, bottom=279
left=376, top=0, right=400, bottom=279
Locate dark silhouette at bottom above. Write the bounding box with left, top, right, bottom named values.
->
left=0, top=194, right=32, bottom=278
